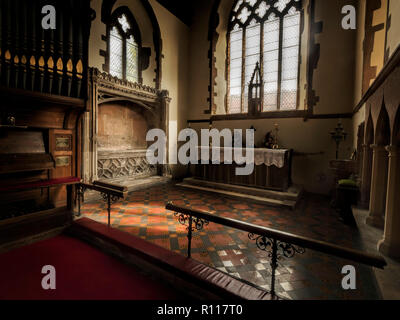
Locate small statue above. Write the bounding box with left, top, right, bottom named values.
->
left=272, top=123, right=280, bottom=149
left=7, top=116, right=16, bottom=127
left=264, top=131, right=275, bottom=149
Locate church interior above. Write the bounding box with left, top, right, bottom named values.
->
left=0, top=0, right=400, bottom=301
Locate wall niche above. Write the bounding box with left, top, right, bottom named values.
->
left=97, top=101, right=157, bottom=181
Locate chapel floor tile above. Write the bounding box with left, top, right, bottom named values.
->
left=81, top=182, right=381, bottom=300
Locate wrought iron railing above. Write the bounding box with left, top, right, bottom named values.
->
left=77, top=182, right=127, bottom=227
left=166, top=203, right=386, bottom=299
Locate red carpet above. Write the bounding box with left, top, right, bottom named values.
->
left=0, top=235, right=183, bottom=300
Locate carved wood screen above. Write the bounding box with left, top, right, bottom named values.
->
left=227, top=0, right=302, bottom=114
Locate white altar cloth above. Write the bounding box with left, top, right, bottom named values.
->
left=198, top=146, right=289, bottom=168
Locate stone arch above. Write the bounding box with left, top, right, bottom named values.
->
left=356, top=122, right=365, bottom=176
left=109, top=6, right=143, bottom=46
left=375, top=102, right=391, bottom=146
left=393, top=106, right=400, bottom=146
left=361, top=113, right=375, bottom=208
left=367, top=103, right=390, bottom=228
left=101, top=0, right=162, bottom=89
left=366, top=113, right=374, bottom=146
left=209, top=0, right=310, bottom=115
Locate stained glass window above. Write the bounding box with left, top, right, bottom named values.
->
left=108, top=13, right=140, bottom=83
left=228, top=0, right=301, bottom=114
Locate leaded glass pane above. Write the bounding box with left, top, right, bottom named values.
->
left=238, top=7, right=251, bottom=24
left=274, top=0, right=291, bottom=12
left=280, top=11, right=300, bottom=110
left=118, top=14, right=130, bottom=33
left=263, top=16, right=279, bottom=111
left=234, top=0, right=243, bottom=12
left=126, top=35, right=139, bottom=83
left=256, top=2, right=270, bottom=18
left=245, top=0, right=257, bottom=6
left=229, top=29, right=243, bottom=114
left=109, top=27, right=123, bottom=79
left=244, top=23, right=261, bottom=113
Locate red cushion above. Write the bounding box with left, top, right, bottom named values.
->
left=0, top=177, right=80, bottom=192
left=71, top=218, right=272, bottom=300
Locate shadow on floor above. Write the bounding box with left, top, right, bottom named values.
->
left=80, top=183, right=382, bottom=300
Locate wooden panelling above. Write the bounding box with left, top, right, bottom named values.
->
left=49, top=129, right=75, bottom=208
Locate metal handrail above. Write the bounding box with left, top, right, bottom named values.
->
left=77, top=182, right=127, bottom=226
left=166, top=203, right=386, bottom=268
left=166, top=203, right=386, bottom=298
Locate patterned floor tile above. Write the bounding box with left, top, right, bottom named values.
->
left=81, top=183, right=381, bottom=300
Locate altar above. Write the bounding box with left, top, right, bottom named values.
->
left=192, top=147, right=293, bottom=192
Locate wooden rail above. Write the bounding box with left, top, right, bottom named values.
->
left=77, top=182, right=128, bottom=226
left=166, top=203, right=386, bottom=269
left=166, top=203, right=386, bottom=298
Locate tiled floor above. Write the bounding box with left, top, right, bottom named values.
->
left=80, top=183, right=381, bottom=300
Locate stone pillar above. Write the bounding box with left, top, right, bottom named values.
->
left=378, top=146, right=400, bottom=258
left=360, top=144, right=372, bottom=208
left=159, top=91, right=171, bottom=177
left=366, top=145, right=388, bottom=228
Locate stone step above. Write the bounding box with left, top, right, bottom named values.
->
left=104, top=176, right=172, bottom=193
left=176, top=182, right=298, bottom=210
left=84, top=176, right=171, bottom=202
left=182, top=177, right=302, bottom=202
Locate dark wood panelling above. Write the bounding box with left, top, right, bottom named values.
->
left=0, top=0, right=91, bottom=99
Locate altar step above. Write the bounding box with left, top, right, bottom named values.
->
left=100, top=175, right=172, bottom=193
left=176, top=178, right=302, bottom=210
left=84, top=176, right=171, bottom=202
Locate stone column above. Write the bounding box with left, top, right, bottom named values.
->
left=366, top=145, right=388, bottom=228
left=360, top=144, right=372, bottom=208
left=159, top=90, right=171, bottom=177
left=378, top=146, right=400, bottom=258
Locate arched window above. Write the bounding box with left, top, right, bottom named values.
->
left=228, top=0, right=302, bottom=114
left=108, top=9, right=141, bottom=83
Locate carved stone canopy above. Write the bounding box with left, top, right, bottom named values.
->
left=89, top=67, right=171, bottom=116
left=86, top=67, right=170, bottom=183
